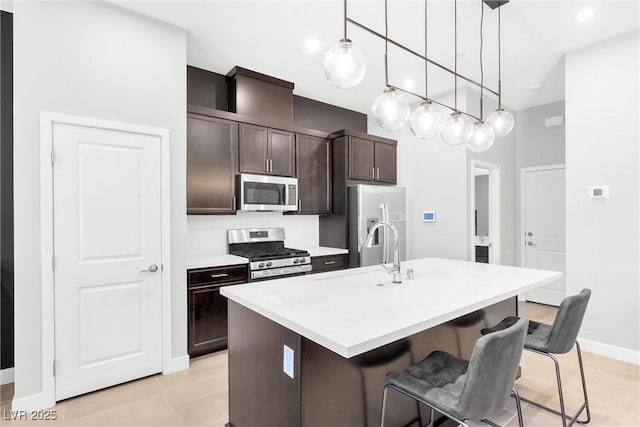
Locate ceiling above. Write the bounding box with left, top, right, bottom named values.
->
left=110, top=0, right=638, bottom=114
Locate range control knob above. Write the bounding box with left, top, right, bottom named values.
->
left=258, top=262, right=265, bottom=268
left=293, top=259, right=299, bottom=264
left=299, top=258, right=307, bottom=263
left=266, top=261, right=273, bottom=267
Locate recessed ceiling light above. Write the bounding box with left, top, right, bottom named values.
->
left=403, top=79, right=415, bottom=90
left=576, top=8, right=594, bottom=23
left=305, top=38, right=320, bottom=54
left=529, top=84, right=544, bottom=91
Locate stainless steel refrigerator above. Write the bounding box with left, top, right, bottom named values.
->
left=348, top=184, right=407, bottom=268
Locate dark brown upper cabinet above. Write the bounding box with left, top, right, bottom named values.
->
left=296, top=134, right=330, bottom=215
left=239, top=123, right=295, bottom=177
left=187, top=113, right=238, bottom=214
left=342, top=131, right=397, bottom=184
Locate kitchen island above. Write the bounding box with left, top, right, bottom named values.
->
left=221, top=258, right=562, bottom=427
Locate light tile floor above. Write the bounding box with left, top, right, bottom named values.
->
left=1, top=302, right=638, bottom=426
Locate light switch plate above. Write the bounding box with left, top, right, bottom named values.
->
left=283, top=345, right=294, bottom=379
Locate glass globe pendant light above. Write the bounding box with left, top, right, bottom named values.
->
left=371, top=0, right=409, bottom=131
left=466, top=1, right=495, bottom=153
left=410, top=101, right=446, bottom=139
left=324, top=39, right=366, bottom=89
left=486, top=5, right=515, bottom=137
left=467, top=121, right=496, bottom=152
left=486, top=109, right=514, bottom=137
left=441, top=112, right=474, bottom=145
left=409, top=0, right=445, bottom=139
left=372, top=87, right=410, bottom=130
left=323, top=0, right=366, bottom=88
left=440, top=0, right=472, bottom=146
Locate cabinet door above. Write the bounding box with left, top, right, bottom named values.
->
left=239, top=123, right=269, bottom=174
left=188, top=284, right=228, bottom=357
left=268, top=129, right=296, bottom=177
left=348, top=137, right=375, bottom=181
left=187, top=115, right=238, bottom=214
left=374, top=142, right=397, bottom=184
left=296, top=135, right=330, bottom=215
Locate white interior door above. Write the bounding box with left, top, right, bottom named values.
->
left=523, top=167, right=566, bottom=306
left=53, top=123, right=163, bottom=400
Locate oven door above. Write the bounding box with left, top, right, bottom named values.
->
left=237, top=173, right=298, bottom=211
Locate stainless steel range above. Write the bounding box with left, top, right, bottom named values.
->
left=228, top=228, right=311, bottom=281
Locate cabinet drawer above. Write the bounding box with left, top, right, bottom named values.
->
left=188, top=265, right=248, bottom=286
left=311, top=254, right=348, bottom=274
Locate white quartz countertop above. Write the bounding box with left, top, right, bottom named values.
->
left=304, top=247, right=349, bottom=257
left=187, top=254, right=249, bottom=270
left=221, top=257, right=562, bottom=358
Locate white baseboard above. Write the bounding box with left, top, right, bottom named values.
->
left=579, top=338, right=640, bottom=365
left=11, top=392, right=55, bottom=412
left=166, top=355, right=189, bottom=374
left=1, top=367, right=14, bottom=385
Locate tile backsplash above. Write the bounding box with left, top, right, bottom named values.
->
left=187, top=212, right=320, bottom=257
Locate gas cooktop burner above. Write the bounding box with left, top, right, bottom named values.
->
left=229, top=247, right=309, bottom=262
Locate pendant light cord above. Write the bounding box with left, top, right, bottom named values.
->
left=480, top=0, right=484, bottom=120
left=343, top=0, right=347, bottom=40
left=384, top=0, right=389, bottom=87
left=454, top=0, right=458, bottom=111
left=424, top=0, right=428, bottom=99
left=498, top=5, right=502, bottom=109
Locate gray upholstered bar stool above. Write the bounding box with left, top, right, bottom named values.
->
left=380, top=318, right=528, bottom=427
left=481, top=289, right=592, bottom=427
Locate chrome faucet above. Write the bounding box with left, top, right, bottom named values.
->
left=365, top=221, right=402, bottom=283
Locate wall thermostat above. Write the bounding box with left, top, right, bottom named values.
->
left=423, top=211, right=436, bottom=222
left=589, top=186, right=609, bottom=199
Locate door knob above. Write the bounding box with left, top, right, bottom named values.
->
left=527, top=232, right=533, bottom=237
left=141, top=264, right=159, bottom=273
left=527, top=241, right=537, bottom=247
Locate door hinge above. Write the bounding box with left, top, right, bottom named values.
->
left=52, top=256, right=56, bottom=270
left=53, top=360, right=56, bottom=377
left=51, top=149, right=56, bottom=164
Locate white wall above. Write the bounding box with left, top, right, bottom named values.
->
left=188, top=214, right=319, bottom=258
left=13, top=1, right=187, bottom=407
left=565, top=30, right=639, bottom=362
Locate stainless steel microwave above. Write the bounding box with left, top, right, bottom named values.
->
left=236, top=174, right=298, bottom=211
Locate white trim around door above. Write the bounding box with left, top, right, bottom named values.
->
left=470, top=160, right=501, bottom=264
left=38, top=112, right=172, bottom=408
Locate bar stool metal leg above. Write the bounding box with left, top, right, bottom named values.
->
left=519, top=342, right=590, bottom=427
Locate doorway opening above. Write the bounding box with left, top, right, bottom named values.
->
left=470, top=160, right=501, bottom=264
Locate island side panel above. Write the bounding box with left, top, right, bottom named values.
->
left=228, top=301, right=301, bottom=427
left=301, top=297, right=517, bottom=427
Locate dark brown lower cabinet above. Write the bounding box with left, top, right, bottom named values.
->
left=188, top=265, right=248, bottom=357
left=310, top=254, right=348, bottom=274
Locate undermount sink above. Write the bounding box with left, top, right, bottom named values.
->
left=312, top=268, right=400, bottom=287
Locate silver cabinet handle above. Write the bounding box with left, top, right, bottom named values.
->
left=324, top=261, right=336, bottom=265
left=376, top=168, right=380, bottom=180
left=232, top=196, right=236, bottom=211
left=141, top=264, right=158, bottom=273
left=527, top=241, right=537, bottom=246
left=210, top=273, right=229, bottom=278
left=372, top=167, right=375, bottom=179
left=298, top=199, right=302, bottom=211
left=265, top=158, right=269, bottom=173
